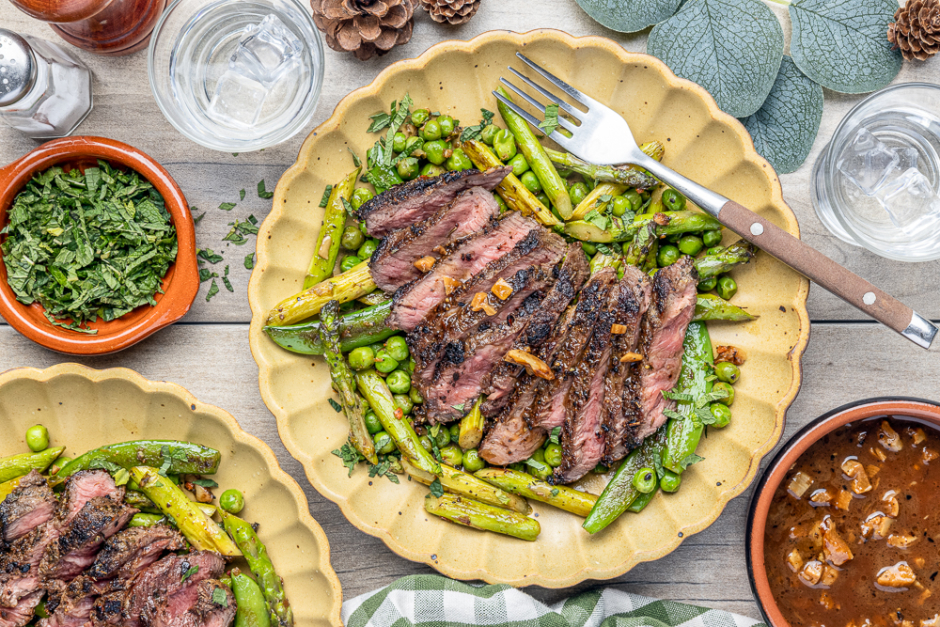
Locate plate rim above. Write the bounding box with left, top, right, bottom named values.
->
left=0, top=362, right=344, bottom=626
left=248, top=28, right=811, bottom=588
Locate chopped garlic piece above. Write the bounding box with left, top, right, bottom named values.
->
left=610, top=323, right=627, bottom=335
left=318, top=235, right=332, bottom=259
left=871, top=446, right=888, bottom=462
left=861, top=512, right=893, bottom=541
left=810, top=488, right=833, bottom=506
left=820, top=565, right=840, bottom=587
left=470, top=292, right=489, bottom=312
left=440, top=276, right=459, bottom=295
left=879, top=421, right=904, bottom=452
left=503, top=349, right=554, bottom=380
left=842, top=458, right=873, bottom=494
left=786, top=549, right=804, bottom=573
left=491, top=278, right=513, bottom=301
left=834, top=489, right=853, bottom=511
left=876, top=562, right=917, bottom=588
left=913, top=428, right=927, bottom=445
left=788, top=471, right=814, bottom=498
left=883, top=490, right=900, bottom=518
left=414, top=256, right=436, bottom=272
left=887, top=534, right=918, bottom=549
left=798, top=560, right=824, bottom=586
left=820, top=516, right=853, bottom=565
left=924, top=448, right=939, bottom=463
left=620, top=352, right=643, bottom=363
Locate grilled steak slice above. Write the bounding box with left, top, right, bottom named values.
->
left=87, top=525, right=185, bottom=582
left=408, top=228, right=566, bottom=388
left=369, top=187, right=500, bottom=292
left=40, top=497, right=137, bottom=581
left=58, top=471, right=122, bottom=526
left=122, top=551, right=225, bottom=627
left=480, top=243, right=589, bottom=416
left=0, top=590, right=42, bottom=627
left=92, top=590, right=124, bottom=626
left=149, top=579, right=235, bottom=627
left=529, top=268, right=618, bottom=430
left=0, top=471, right=55, bottom=547
left=552, top=276, right=619, bottom=484
left=357, top=167, right=510, bottom=237
left=632, top=256, right=698, bottom=442
left=602, top=266, right=653, bottom=466
left=0, top=524, right=57, bottom=608
left=40, top=576, right=102, bottom=627
left=387, top=213, right=542, bottom=332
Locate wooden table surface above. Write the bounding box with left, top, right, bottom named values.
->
left=2, top=1, right=939, bottom=619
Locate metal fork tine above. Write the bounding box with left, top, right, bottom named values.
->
left=492, top=91, right=576, bottom=151
left=497, top=78, right=577, bottom=133
left=507, top=68, right=580, bottom=118
left=515, top=52, right=600, bottom=108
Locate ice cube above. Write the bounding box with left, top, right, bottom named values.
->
left=230, top=15, right=302, bottom=87
left=836, top=128, right=900, bottom=196
left=876, top=167, right=940, bottom=237
left=206, top=70, right=268, bottom=128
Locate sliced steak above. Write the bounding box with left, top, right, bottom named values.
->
left=602, top=266, right=653, bottom=466
left=92, top=590, right=124, bottom=626
left=122, top=551, right=226, bottom=627
left=58, top=471, right=122, bottom=526
left=149, top=580, right=235, bottom=627
left=0, top=471, right=55, bottom=547
left=357, top=167, right=511, bottom=237
left=632, top=256, right=698, bottom=442
left=86, top=525, right=185, bottom=582
left=552, top=276, right=619, bottom=485
left=408, top=228, right=566, bottom=388
left=369, top=186, right=500, bottom=292
left=0, top=590, right=42, bottom=627
left=40, top=576, right=102, bottom=627
left=529, top=268, right=618, bottom=430
left=0, top=524, right=58, bottom=608
left=387, top=213, right=542, bottom=332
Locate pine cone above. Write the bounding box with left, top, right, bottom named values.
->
left=888, top=0, right=940, bottom=61
left=310, top=0, right=416, bottom=61
left=418, top=0, right=480, bottom=25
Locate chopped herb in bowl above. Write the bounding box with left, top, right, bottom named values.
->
left=0, top=161, right=178, bottom=334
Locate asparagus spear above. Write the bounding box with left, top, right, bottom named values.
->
left=0, top=447, right=64, bottom=483
left=56, top=441, right=219, bottom=480
left=320, top=300, right=377, bottom=464
left=565, top=210, right=722, bottom=243
left=305, top=168, right=360, bottom=290
left=625, top=222, right=657, bottom=269
left=267, top=260, right=376, bottom=326
left=401, top=458, right=531, bottom=514
left=662, top=322, right=715, bottom=474
left=457, top=398, right=484, bottom=450
left=694, top=294, right=756, bottom=322
left=355, top=370, right=441, bottom=475
left=543, top=144, right=662, bottom=190
left=694, top=242, right=757, bottom=279
left=424, top=493, right=540, bottom=541
left=590, top=252, right=623, bottom=274
left=496, top=87, right=572, bottom=219
left=264, top=301, right=395, bottom=355
left=571, top=182, right=627, bottom=221
left=474, top=468, right=598, bottom=517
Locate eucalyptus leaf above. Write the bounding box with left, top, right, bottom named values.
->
left=647, top=0, right=784, bottom=118
left=574, top=0, right=683, bottom=33
left=789, top=0, right=902, bottom=94
left=739, top=57, right=824, bottom=174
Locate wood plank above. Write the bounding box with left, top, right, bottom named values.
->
left=1, top=321, right=937, bottom=611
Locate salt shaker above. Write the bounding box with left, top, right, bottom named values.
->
left=0, top=29, right=93, bottom=140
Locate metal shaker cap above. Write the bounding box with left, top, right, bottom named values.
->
left=0, top=29, right=36, bottom=107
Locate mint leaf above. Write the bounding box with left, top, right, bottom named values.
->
left=219, top=202, right=236, bottom=211
left=680, top=453, right=705, bottom=470
left=199, top=269, right=217, bottom=283
left=538, top=103, right=560, bottom=136
left=429, top=477, right=444, bottom=498
left=206, top=279, right=220, bottom=302
left=211, top=587, right=228, bottom=607
left=239, top=189, right=246, bottom=201
left=349, top=149, right=362, bottom=168
left=181, top=565, right=199, bottom=583
left=549, top=427, right=561, bottom=445
left=328, top=398, right=342, bottom=413
left=257, top=180, right=274, bottom=199
left=244, top=253, right=255, bottom=270
left=332, top=443, right=362, bottom=477
left=584, top=209, right=610, bottom=231
left=193, top=212, right=206, bottom=225
left=319, top=185, right=333, bottom=208
left=367, top=112, right=391, bottom=133
left=198, top=249, right=224, bottom=264
left=459, top=109, right=496, bottom=142
left=575, top=0, right=683, bottom=33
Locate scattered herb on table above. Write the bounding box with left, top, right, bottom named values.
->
left=198, top=249, right=224, bottom=264
left=206, top=279, right=220, bottom=302
left=245, top=253, right=255, bottom=270
left=219, top=202, right=236, bottom=211
left=194, top=211, right=206, bottom=224
left=257, top=180, right=274, bottom=199
left=239, top=189, right=246, bottom=201
left=222, top=265, right=233, bottom=292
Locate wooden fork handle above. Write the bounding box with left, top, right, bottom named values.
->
left=717, top=200, right=937, bottom=349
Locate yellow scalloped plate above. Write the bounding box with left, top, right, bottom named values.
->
left=0, top=364, right=343, bottom=627
left=248, top=29, right=811, bottom=588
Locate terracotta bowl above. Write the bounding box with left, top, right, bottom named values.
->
left=0, top=136, right=198, bottom=355
left=746, top=397, right=940, bottom=627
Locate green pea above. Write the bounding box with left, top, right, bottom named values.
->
left=397, top=157, right=420, bottom=180
left=714, top=382, right=735, bottom=406
left=543, top=443, right=563, bottom=467
left=703, top=229, right=723, bottom=247
left=340, top=255, right=361, bottom=273
left=404, top=135, right=423, bottom=153
left=716, top=276, right=738, bottom=300
left=677, top=235, right=704, bottom=256
left=393, top=393, right=414, bottom=415
left=350, top=187, right=374, bottom=211
left=609, top=196, right=630, bottom=218
left=406, top=357, right=416, bottom=373
left=529, top=448, right=545, bottom=464
left=709, top=403, right=732, bottom=428
left=373, top=431, right=396, bottom=455
left=568, top=182, right=589, bottom=206
left=493, top=129, right=517, bottom=161
left=219, top=489, right=245, bottom=514
left=448, top=424, right=461, bottom=444
left=480, top=124, right=500, bottom=145
left=536, top=192, right=550, bottom=207
left=385, top=336, right=410, bottom=362
left=657, top=244, right=681, bottom=267
left=357, top=239, right=378, bottom=261
left=462, top=449, right=485, bottom=472
left=446, top=149, right=473, bottom=171
left=593, top=464, right=609, bottom=474
left=341, top=225, right=365, bottom=251
left=348, top=346, right=375, bottom=371
left=660, top=470, right=682, bottom=493
left=420, top=435, right=433, bottom=452
left=423, top=140, right=447, bottom=165
left=433, top=428, right=450, bottom=449
left=420, top=119, right=442, bottom=141
left=440, top=445, right=463, bottom=467
left=714, top=363, right=740, bottom=387
left=420, top=164, right=446, bottom=177
left=364, top=410, right=382, bottom=434
left=359, top=220, right=369, bottom=236
left=527, top=458, right=553, bottom=480
left=494, top=194, right=509, bottom=212
left=392, top=132, right=407, bottom=153
left=698, top=276, right=717, bottom=292
left=581, top=242, right=597, bottom=256
left=411, top=109, right=430, bottom=126
left=520, top=171, right=542, bottom=194
left=386, top=370, right=412, bottom=394
left=375, top=349, right=399, bottom=374
left=623, top=189, right=642, bottom=212
left=438, top=115, right=456, bottom=137
left=661, top=189, right=687, bottom=211
left=25, top=425, right=49, bottom=452
left=504, top=153, right=529, bottom=177
left=409, top=387, right=424, bottom=404
left=632, top=468, right=657, bottom=493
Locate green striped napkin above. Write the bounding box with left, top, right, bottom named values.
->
left=342, top=575, right=766, bottom=627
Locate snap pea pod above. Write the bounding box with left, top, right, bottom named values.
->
left=693, top=294, right=755, bottom=322
left=474, top=468, right=597, bottom=517
left=496, top=87, right=572, bottom=219
left=626, top=487, right=657, bottom=513
left=694, top=242, right=757, bottom=279
left=57, top=441, right=220, bottom=480
left=131, top=466, right=241, bottom=557
left=263, top=301, right=394, bottom=355
left=127, top=513, right=168, bottom=528
left=543, top=144, right=662, bottom=190
left=355, top=370, right=441, bottom=475
left=124, top=490, right=157, bottom=510
left=319, top=300, right=377, bottom=464
left=572, top=183, right=627, bottom=220
left=0, top=447, right=64, bottom=483
left=662, top=322, right=715, bottom=474
left=220, top=510, right=293, bottom=627
left=232, top=571, right=272, bottom=627
left=582, top=428, right=667, bottom=534
left=457, top=398, right=484, bottom=450
left=402, top=458, right=530, bottom=514
left=424, top=493, right=540, bottom=541
left=267, top=261, right=376, bottom=326
left=461, top=140, right=561, bottom=227
left=304, top=168, right=360, bottom=290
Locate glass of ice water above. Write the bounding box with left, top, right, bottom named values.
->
left=148, top=0, right=324, bottom=152
left=812, top=83, right=940, bottom=262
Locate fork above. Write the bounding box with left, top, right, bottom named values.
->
left=496, top=52, right=937, bottom=350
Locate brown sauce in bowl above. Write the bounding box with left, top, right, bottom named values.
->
left=765, top=417, right=940, bottom=627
